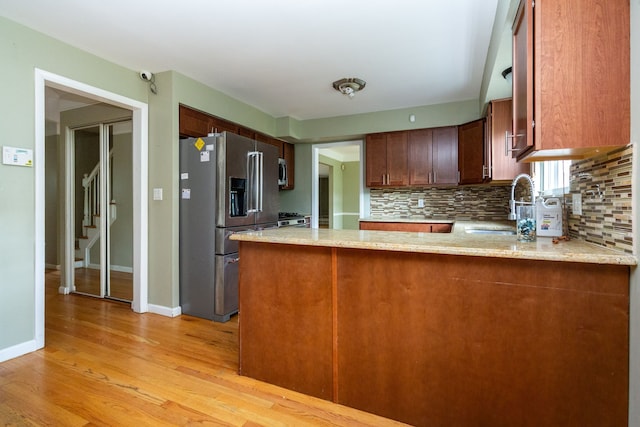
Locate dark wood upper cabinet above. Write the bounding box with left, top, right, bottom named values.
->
left=407, top=127, right=457, bottom=186
left=457, top=119, right=485, bottom=185
left=365, top=131, right=408, bottom=187
left=408, top=129, right=433, bottom=186
left=431, top=126, right=458, bottom=185
left=487, top=98, right=530, bottom=181
left=179, top=104, right=211, bottom=137
left=282, top=142, right=295, bottom=190
left=512, top=0, right=629, bottom=161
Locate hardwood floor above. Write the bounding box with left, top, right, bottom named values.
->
left=0, top=270, right=406, bottom=426
left=74, top=267, right=133, bottom=301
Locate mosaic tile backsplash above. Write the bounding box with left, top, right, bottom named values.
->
left=370, top=145, right=633, bottom=253
left=370, top=185, right=514, bottom=221
left=566, top=145, right=633, bottom=253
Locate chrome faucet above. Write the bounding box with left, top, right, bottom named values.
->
left=508, top=173, right=535, bottom=220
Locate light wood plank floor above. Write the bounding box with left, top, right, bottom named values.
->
left=0, top=270, right=407, bottom=426
left=74, top=267, right=133, bottom=301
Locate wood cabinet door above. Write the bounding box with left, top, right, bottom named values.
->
left=490, top=99, right=530, bottom=180
left=511, top=0, right=533, bottom=156
left=408, top=129, right=433, bottom=185
left=179, top=105, right=209, bottom=137
left=237, top=126, right=255, bottom=139
left=282, top=142, right=295, bottom=190
left=457, top=119, right=485, bottom=185
left=386, top=131, right=408, bottom=186
left=209, top=117, right=238, bottom=135
left=533, top=0, right=629, bottom=154
left=431, top=126, right=458, bottom=184
left=365, top=134, right=388, bottom=187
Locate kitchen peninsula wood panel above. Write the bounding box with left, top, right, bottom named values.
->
left=237, top=240, right=630, bottom=426
left=238, top=242, right=334, bottom=400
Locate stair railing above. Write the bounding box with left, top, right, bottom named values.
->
left=81, top=149, right=114, bottom=230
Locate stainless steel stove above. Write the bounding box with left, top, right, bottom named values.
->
left=278, top=212, right=310, bottom=227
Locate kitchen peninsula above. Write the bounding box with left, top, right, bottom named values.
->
left=232, top=224, right=635, bottom=426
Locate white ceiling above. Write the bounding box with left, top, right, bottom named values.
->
left=0, top=0, right=503, bottom=121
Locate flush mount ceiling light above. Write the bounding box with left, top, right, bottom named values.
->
left=332, top=77, right=366, bottom=99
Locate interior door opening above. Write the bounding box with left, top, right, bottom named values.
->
left=312, top=141, right=367, bottom=229
left=71, top=121, right=133, bottom=302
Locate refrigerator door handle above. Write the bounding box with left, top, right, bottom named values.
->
left=247, top=151, right=263, bottom=213
left=256, top=151, right=263, bottom=213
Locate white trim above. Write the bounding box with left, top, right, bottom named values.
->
left=148, top=304, right=182, bottom=318
left=34, top=74, right=46, bottom=350
left=0, top=340, right=39, bottom=363
left=311, top=140, right=367, bottom=229
left=86, top=263, right=133, bottom=274
left=63, top=126, right=76, bottom=293
left=33, top=69, right=149, bottom=360
left=110, top=265, right=134, bottom=274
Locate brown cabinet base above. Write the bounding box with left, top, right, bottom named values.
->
left=359, top=221, right=452, bottom=233
left=238, top=242, right=629, bottom=426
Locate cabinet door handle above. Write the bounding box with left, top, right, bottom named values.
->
left=505, top=131, right=526, bottom=155
left=482, top=165, right=490, bottom=179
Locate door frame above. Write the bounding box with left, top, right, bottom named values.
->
left=34, top=69, right=148, bottom=348
left=311, top=140, right=368, bottom=229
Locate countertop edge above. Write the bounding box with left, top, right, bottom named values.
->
left=231, top=229, right=637, bottom=266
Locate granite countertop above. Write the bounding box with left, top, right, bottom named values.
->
left=231, top=219, right=637, bottom=266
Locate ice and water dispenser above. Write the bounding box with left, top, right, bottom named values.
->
left=229, top=177, right=246, bottom=217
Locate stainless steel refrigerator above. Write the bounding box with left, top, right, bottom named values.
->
left=179, top=132, right=279, bottom=321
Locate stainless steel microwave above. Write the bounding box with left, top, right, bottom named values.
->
left=278, top=158, right=288, bottom=186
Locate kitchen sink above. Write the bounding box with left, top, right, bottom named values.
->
left=464, top=227, right=516, bottom=235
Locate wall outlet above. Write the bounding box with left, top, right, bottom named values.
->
left=572, top=193, right=582, bottom=215
left=418, top=198, right=425, bottom=208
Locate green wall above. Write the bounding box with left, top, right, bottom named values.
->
left=342, top=161, right=361, bottom=229
left=0, top=16, right=146, bottom=355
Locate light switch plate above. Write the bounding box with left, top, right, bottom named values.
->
left=572, top=193, right=582, bottom=215
left=153, top=188, right=163, bottom=201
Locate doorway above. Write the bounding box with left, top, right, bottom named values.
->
left=71, top=121, right=134, bottom=301
left=311, top=141, right=368, bottom=229
left=34, top=69, right=149, bottom=350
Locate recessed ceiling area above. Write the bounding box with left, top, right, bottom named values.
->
left=0, top=0, right=504, bottom=121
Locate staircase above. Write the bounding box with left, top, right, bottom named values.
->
left=74, top=204, right=117, bottom=268
left=75, top=152, right=117, bottom=268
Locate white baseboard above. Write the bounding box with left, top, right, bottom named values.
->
left=86, top=263, right=133, bottom=273
left=0, top=339, right=42, bottom=363
left=110, top=265, right=133, bottom=273
left=147, top=304, right=181, bottom=317
left=45, top=263, right=60, bottom=270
